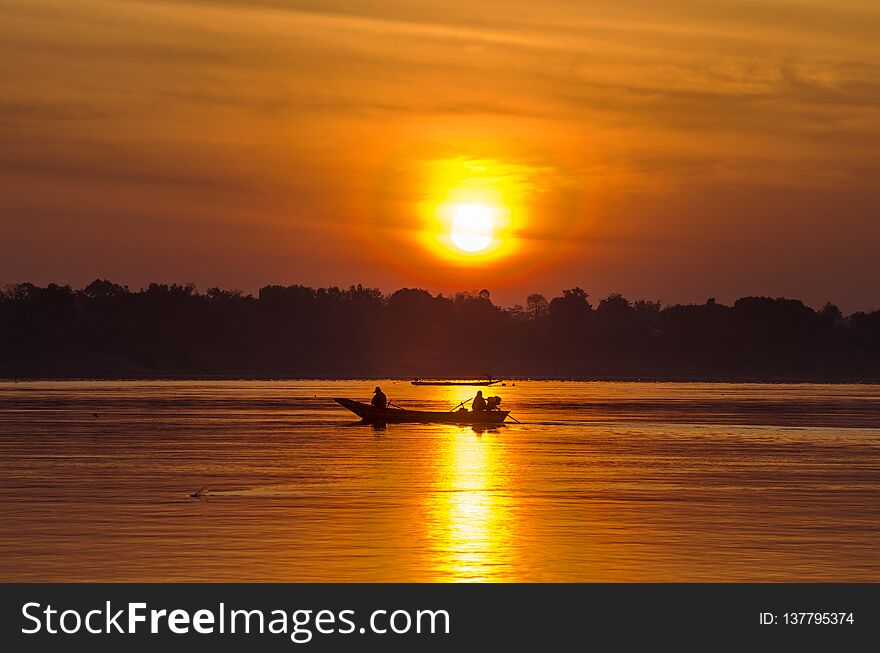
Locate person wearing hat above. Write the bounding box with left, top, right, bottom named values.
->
left=371, top=386, right=388, bottom=409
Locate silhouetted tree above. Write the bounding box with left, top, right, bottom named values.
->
left=549, top=288, right=592, bottom=323
left=526, top=293, right=549, bottom=320
left=0, top=280, right=878, bottom=380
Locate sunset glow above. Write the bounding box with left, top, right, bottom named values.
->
left=415, top=156, right=528, bottom=268
left=1, top=0, right=879, bottom=308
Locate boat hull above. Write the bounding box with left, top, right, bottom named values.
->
left=334, top=398, right=508, bottom=425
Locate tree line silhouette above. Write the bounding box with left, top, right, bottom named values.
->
left=2, top=280, right=879, bottom=380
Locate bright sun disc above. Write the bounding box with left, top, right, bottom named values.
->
left=450, top=203, right=495, bottom=252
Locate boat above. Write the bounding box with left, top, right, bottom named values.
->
left=333, top=398, right=509, bottom=425
left=410, top=379, right=502, bottom=386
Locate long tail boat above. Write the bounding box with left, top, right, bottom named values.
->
left=333, top=398, right=509, bottom=425
left=410, top=379, right=502, bottom=386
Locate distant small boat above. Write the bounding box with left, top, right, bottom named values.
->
left=411, top=379, right=502, bottom=386
left=334, top=398, right=509, bottom=425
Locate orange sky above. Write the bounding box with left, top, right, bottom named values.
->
left=2, top=0, right=879, bottom=310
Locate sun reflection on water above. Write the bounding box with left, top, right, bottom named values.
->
left=427, top=426, right=513, bottom=582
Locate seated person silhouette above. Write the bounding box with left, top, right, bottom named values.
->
left=472, top=390, right=487, bottom=412
left=371, top=386, right=388, bottom=409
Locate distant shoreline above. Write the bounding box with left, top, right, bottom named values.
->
left=4, top=282, right=879, bottom=384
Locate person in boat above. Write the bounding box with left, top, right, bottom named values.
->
left=371, top=386, right=388, bottom=409
left=472, top=390, right=487, bottom=412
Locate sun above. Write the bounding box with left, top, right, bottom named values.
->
left=450, top=203, right=496, bottom=252
left=417, top=157, right=529, bottom=264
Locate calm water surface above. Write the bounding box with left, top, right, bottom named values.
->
left=0, top=380, right=878, bottom=581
